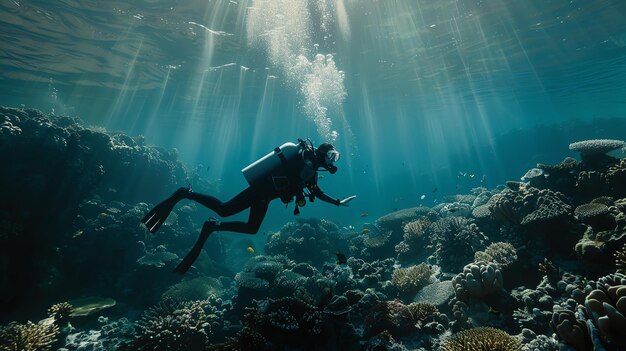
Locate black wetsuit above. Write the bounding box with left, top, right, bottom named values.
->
left=185, top=151, right=339, bottom=234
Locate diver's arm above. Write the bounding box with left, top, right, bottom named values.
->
left=312, top=186, right=341, bottom=206
left=313, top=187, right=356, bottom=206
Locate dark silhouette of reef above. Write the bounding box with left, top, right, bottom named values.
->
left=1, top=106, right=626, bottom=350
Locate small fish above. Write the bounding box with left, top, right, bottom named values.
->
left=420, top=194, right=426, bottom=200
left=246, top=246, right=255, bottom=254
left=360, top=213, right=369, bottom=218
left=361, top=228, right=370, bottom=234
left=432, top=187, right=438, bottom=193
left=488, top=306, right=500, bottom=315
left=335, top=250, right=347, bottom=265
left=448, top=207, right=457, bottom=213
left=318, top=175, right=325, bottom=179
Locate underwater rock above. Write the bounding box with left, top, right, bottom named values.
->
left=62, top=317, right=135, bottom=351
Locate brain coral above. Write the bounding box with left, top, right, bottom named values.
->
left=440, top=327, right=521, bottom=351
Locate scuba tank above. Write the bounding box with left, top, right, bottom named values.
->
left=241, top=142, right=301, bottom=185
left=241, top=139, right=318, bottom=215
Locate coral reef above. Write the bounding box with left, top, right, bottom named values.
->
left=584, top=273, right=626, bottom=348
left=452, top=261, right=504, bottom=302
left=390, top=263, right=433, bottom=297
left=124, top=297, right=224, bottom=351
left=265, top=218, right=342, bottom=266
left=440, top=327, right=520, bottom=351
left=0, top=319, right=59, bottom=351
left=473, top=242, right=517, bottom=270
left=431, top=217, right=488, bottom=273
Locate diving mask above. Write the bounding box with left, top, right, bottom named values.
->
left=325, top=149, right=340, bottom=164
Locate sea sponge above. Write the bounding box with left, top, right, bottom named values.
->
left=391, top=263, right=433, bottom=295
left=0, top=319, right=59, bottom=351
left=440, top=327, right=521, bottom=351
left=452, top=261, right=503, bottom=302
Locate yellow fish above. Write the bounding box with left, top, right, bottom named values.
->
left=246, top=246, right=255, bottom=254
left=361, top=228, right=370, bottom=234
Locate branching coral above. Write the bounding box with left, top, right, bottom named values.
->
left=129, top=298, right=220, bottom=351
left=440, top=327, right=521, bottom=351
left=0, top=320, right=59, bottom=351
left=473, top=242, right=517, bottom=270
left=47, top=302, right=73, bottom=324
left=391, top=263, right=433, bottom=295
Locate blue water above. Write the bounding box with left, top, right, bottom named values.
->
left=1, top=1, right=626, bottom=344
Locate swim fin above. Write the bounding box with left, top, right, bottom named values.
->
left=141, top=187, right=189, bottom=234
left=173, top=218, right=219, bottom=274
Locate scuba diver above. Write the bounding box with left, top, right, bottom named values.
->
left=141, top=139, right=356, bottom=274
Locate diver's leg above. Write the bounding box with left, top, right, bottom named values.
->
left=173, top=200, right=269, bottom=274
left=185, top=188, right=253, bottom=217
left=142, top=187, right=193, bottom=233
left=216, top=199, right=270, bottom=234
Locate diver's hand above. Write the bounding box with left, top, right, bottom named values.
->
left=339, top=195, right=356, bottom=207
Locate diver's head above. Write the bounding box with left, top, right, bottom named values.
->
left=316, top=143, right=340, bottom=174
